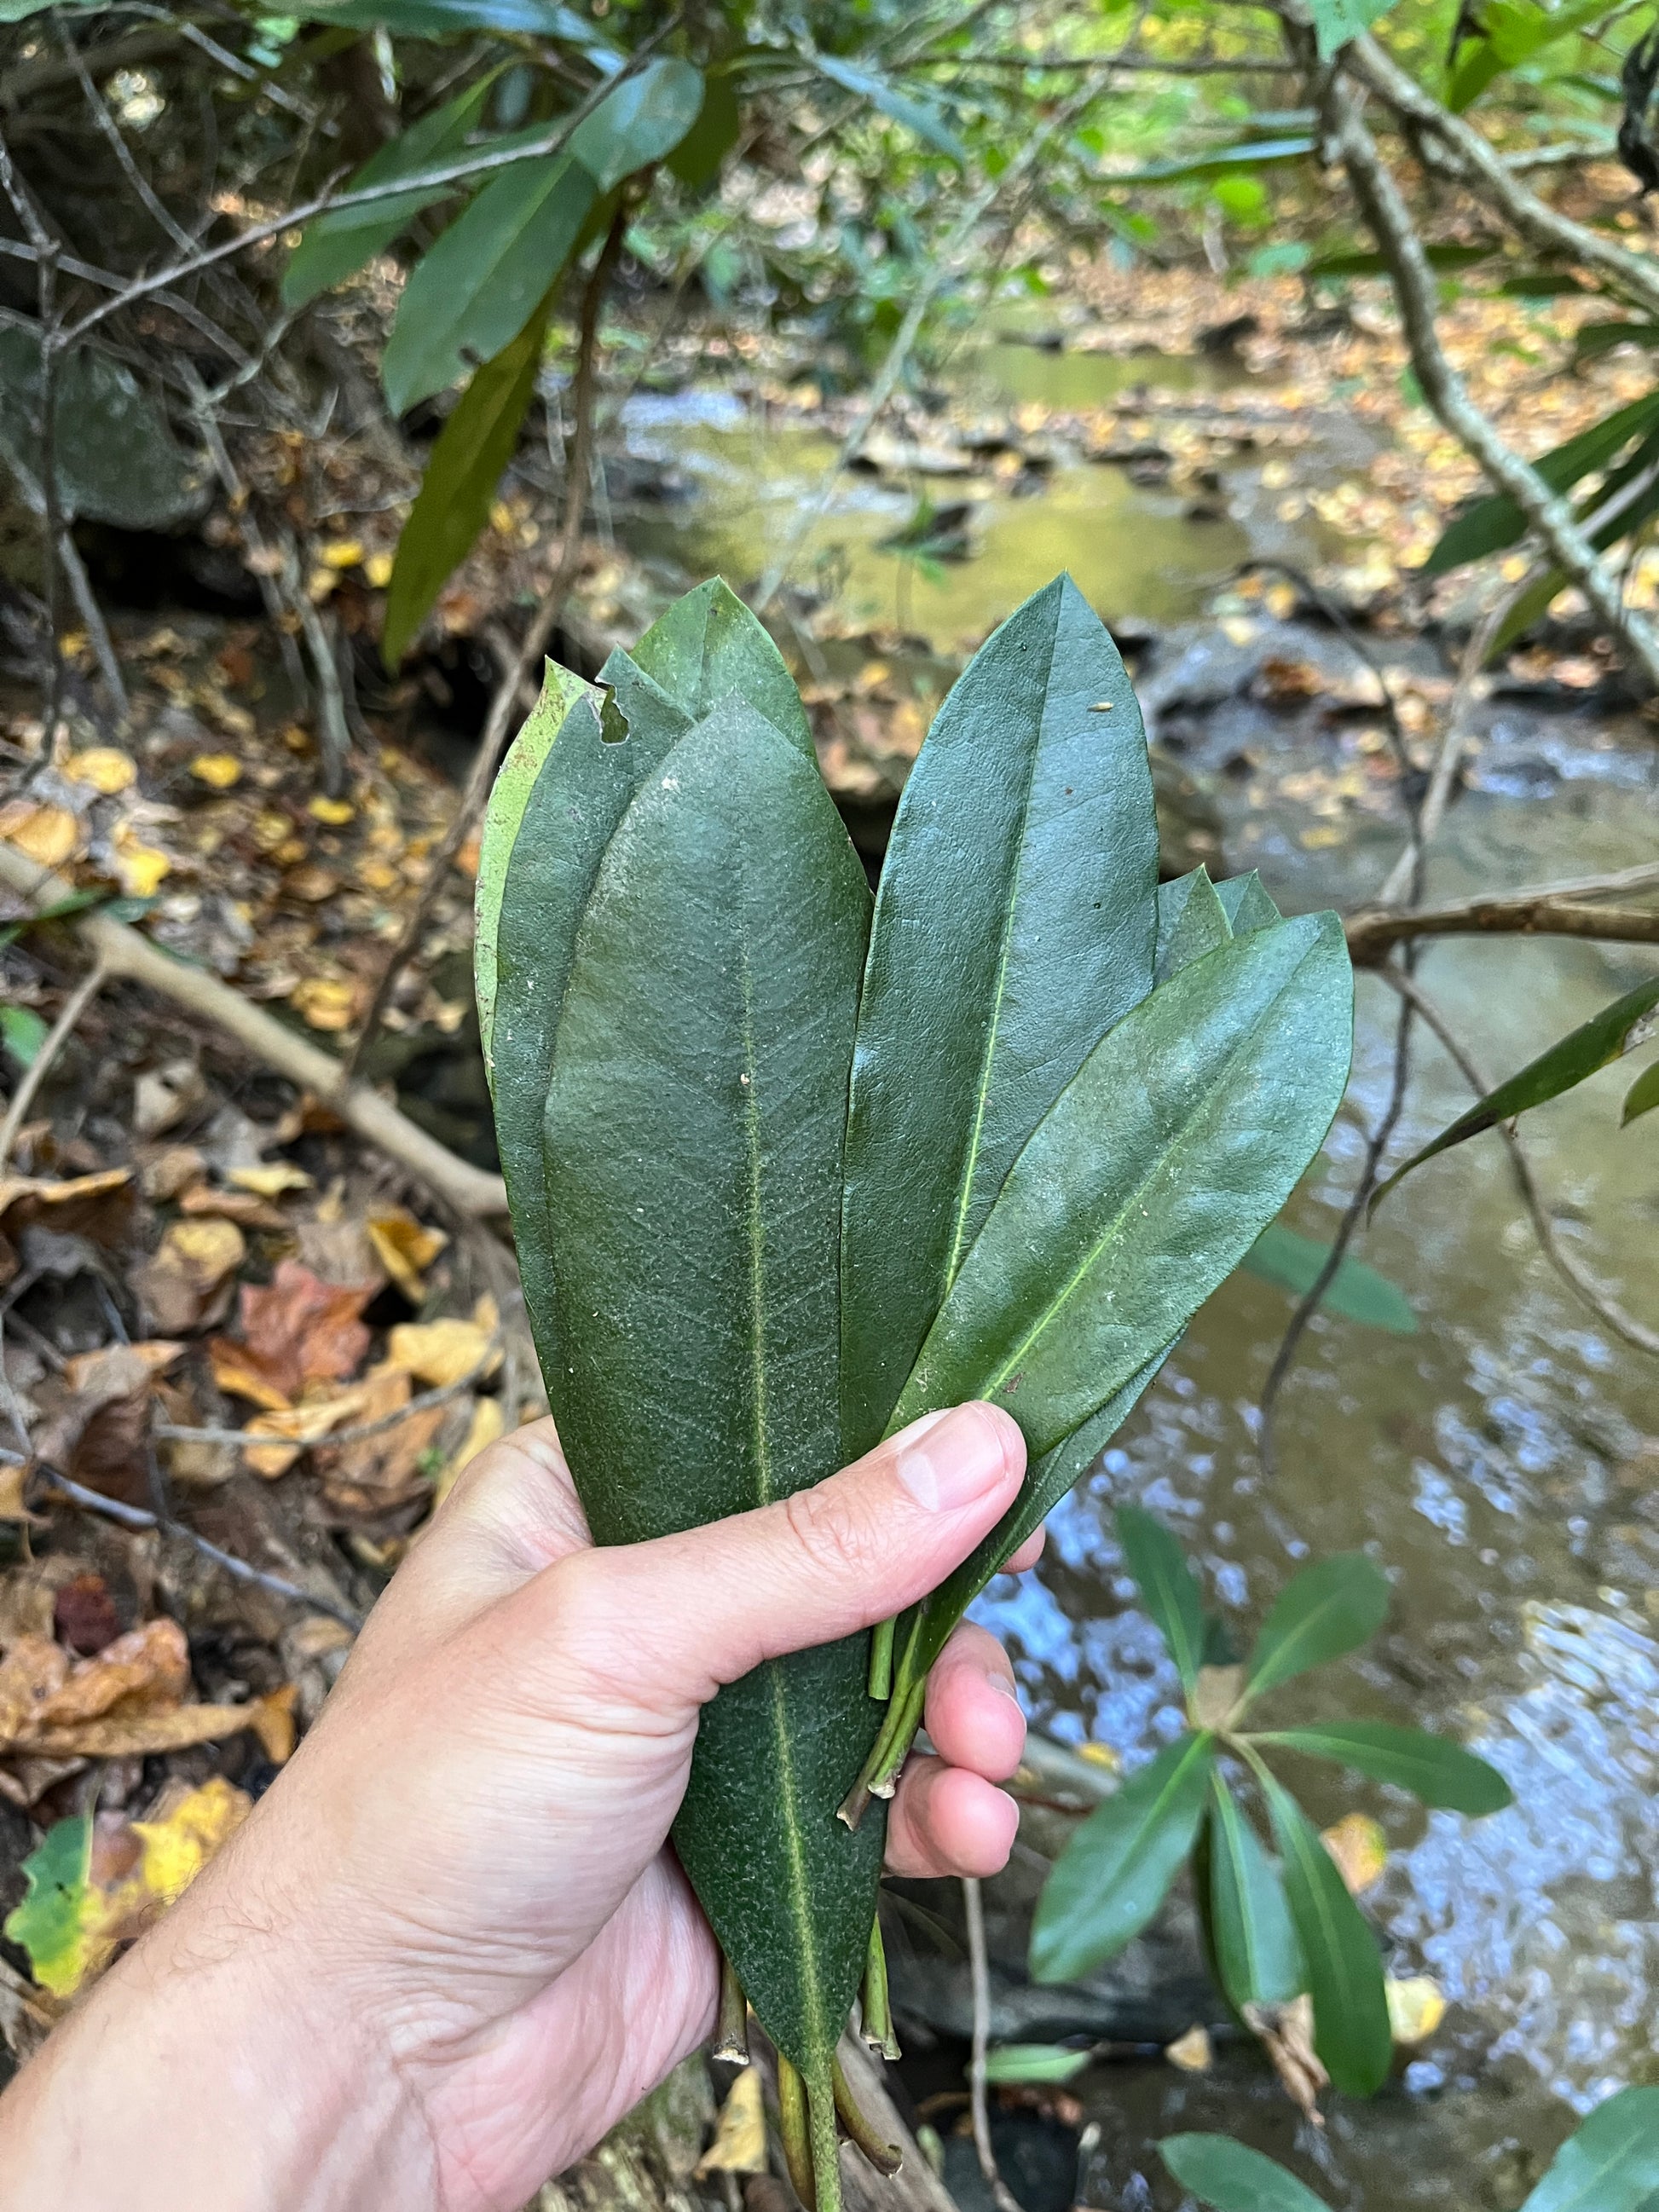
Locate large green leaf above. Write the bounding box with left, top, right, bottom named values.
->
left=1206, top=1776, right=1304, bottom=2011
left=1216, top=871, right=1282, bottom=935
left=540, top=702, right=880, bottom=2099
left=1160, top=2134, right=1331, bottom=2212
left=1523, top=2088, right=1659, bottom=2212
left=281, top=78, right=496, bottom=309
left=475, top=661, right=591, bottom=1087
left=841, top=575, right=1159, bottom=1459
left=1447, top=0, right=1608, bottom=112
left=1623, top=1057, right=1659, bottom=1125
left=1257, top=1723, right=1512, bottom=1816
left=609, top=577, right=812, bottom=756
left=567, top=57, right=704, bottom=190
left=1155, top=867, right=1231, bottom=984
left=1030, top=1733, right=1215, bottom=1983
left=887, top=912, right=1353, bottom=1460
left=1373, top=973, right=1659, bottom=1207
left=1423, top=390, right=1659, bottom=575
left=382, top=304, right=550, bottom=668
left=383, top=153, right=594, bottom=415
left=1237, top=1223, right=1418, bottom=1334
left=1117, top=1503, right=1206, bottom=1690
left=1241, top=1553, right=1390, bottom=1705
left=1258, top=1765, right=1390, bottom=2094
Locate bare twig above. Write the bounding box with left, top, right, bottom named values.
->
left=0, top=840, right=506, bottom=1218
left=963, top=1878, right=1024, bottom=2212
left=0, top=127, right=66, bottom=738
left=281, top=532, right=353, bottom=796
left=38, top=1470, right=364, bottom=1632
left=0, top=957, right=106, bottom=1172
left=181, top=365, right=309, bottom=700
left=157, top=1353, right=497, bottom=1454
left=1348, top=893, right=1659, bottom=962
left=1376, top=964, right=1659, bottom=1355
left=1323, top=72, right=1659, bottom=692
left=342, top=205, right=627, bottom=1083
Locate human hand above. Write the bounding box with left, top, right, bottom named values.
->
left=0, top=1401, right=1035, bottom=2212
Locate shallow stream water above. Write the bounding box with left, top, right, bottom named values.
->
left=610, top=338, right=1659, bottom=2209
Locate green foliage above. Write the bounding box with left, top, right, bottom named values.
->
left=1446, top=0, right=1610, bottom=112
left=1309, top=0, right=1402, bottom=61
left=482, top=574, right=1356, bottom=2195
left=1622, top=1056, right=1659, bottom=1125
left=381, top=304, right=551, bottom=667
left=981, top=2043, right=1093, bottom=2085
left=1423, top=390, right=1659, bottom=575
left=1161, top=2132, right=1332, bottom=2212
left=1028, top=1509, right=1507, bottom=2095
left=1374, top=973, right=1659, bottom=1205
left=1161, top=2087, right=1659, bottom=2212
left=0, top=1003, right=47, bottom=1066
left=812, top=55, right=968, bottom=165
left=3, top=1814, right=91, bottom=1999
left=1237, top=1223, right=1418, bottom=1333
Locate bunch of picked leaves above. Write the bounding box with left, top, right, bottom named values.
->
left=1030, top=1508, right=1513, bottom=2099
left=476, top=573, right=1354, bottom=2210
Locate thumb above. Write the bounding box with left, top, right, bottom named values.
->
left=537, top=1401, right=1026, bottom=1712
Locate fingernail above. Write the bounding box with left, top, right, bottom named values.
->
left=894, top=1403, right=1014, bottom=1512
left=989, top=1671, right=1022, bottom=1704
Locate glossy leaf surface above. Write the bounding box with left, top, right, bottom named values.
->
left=382, top=304, right=550, bottom=668
left=1522, top=2087, right=1659, bottom=2212
left=1260, top=1765, right=1390, bottom=2094
left=1207, top=1776, right=1304, bottom=2010
left=841, top=573, right=1159, bottom=1458
left=1117, top=1503, right=1206, bottom=1689
left=1031, top=1733, right=1214, bottom=1983
left=1374, top=973, right=1659, bottom=1206
left=1243, top=1553, right=1390, bottom=1703
left=384, top=153, right=593, bottom=415
left=281, top=78, right=494, bottom=309
left=890, top=912, right=1352, bottom=1460
left=1238, top=1223, right=1417, bottom=1333
left=541, top=702, right=879, bottom=2084
left=567, top=57, right=704, bottom=189
left=1160, top=2134, right=1330, bottom=2212
left=1257, top=1722, right=1512, bottom=1814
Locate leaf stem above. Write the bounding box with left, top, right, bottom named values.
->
left=714, top=1950, right=749, bottom=2065
left=868, top=1617, right=894, bottom=1701
left=840, top=1672, right=927, bottom=1829
left=832, top=2057, right=903, bottom=2177
left=777, top=2052, right=817, bottom=2212
left=860, top=1915, right=901, bottom=2060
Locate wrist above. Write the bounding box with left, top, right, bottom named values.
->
left=0, top=1827, right=437, bottom=2212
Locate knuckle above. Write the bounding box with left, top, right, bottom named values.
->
left=782, top=1479, right=888, bottom=1585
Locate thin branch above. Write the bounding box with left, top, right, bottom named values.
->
left=56, top=528, right=130, bottom=717
left=1323, top=69, right=1659, bottom=691
left=1375, top=963, right=1659, bottom=1356
left=61, top=22, right=194, bottom=255
left=0, top=127, right=66, bottom=740
left=0, top=958, right=106, bottom=1172
left=60, top=27, right=672, bottom=350
left=157, top=1354, right=496, bottom=1453
left=1373, top=599, right=1508, bottom=906
left=753, top=65, right=1119, bottom=613
left=181, top=364, right=308, bottom=699
left=1348, top=32, right=1659, bottom=324
left=1348, top=893, right=1659, bottom=962
left=38, top=1470, right=363, bottom=1631
left=963, top=1878, right=1024, bottom=2212
left=342, top=205, right=627, bottom=1083
left=0, top=840, right=506, bottom=1218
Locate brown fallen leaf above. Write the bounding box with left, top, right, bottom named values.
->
left=697, top=2066, right=768, bottom=2179
left=432, top=1394, right=505, bottom=1507
left=222, top=1258, right=374, bottom=1405
left=135, top=1216, right=246, bottom=1333
left=208, top=1336, right=296, bottom=1412
left=0, top=1169, right=133, bottom=1247
left=0, top=801, right=81, bottom=869
left=139, top=1145, right=207, bottom=1202
left=240, top=1385, right=375, bottom=1478
left=178, top=1184, right=292, bottom=1232
left=367, top=1208, right=448, bottom=1303
left=385, top=1317, right=496, bottom=1389
left=33, top=1343, right=182, bottom=1502
left=1243, top=1995, right=1327, bottom=2125
left=1164, top=2024, right=1213, bottom=2072
left=315, top=1362, right=444, bottom=1512
left=0, top=1464, right=43, bottom=1527
left=227, top=1164, right=312, bottom=1198
left=52, top=1574, right=122, bottom=1655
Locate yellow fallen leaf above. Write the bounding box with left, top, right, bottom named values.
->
left=1077, top=1741, right=1120, bottom=1771
left=364, top=551, right=394, bottom=588
left=1386, top=1975, right=1446, bottom=2046
left=0, top=1463, right=43, bottom=1525
left=433, top=1394, right=505, bottom=1506
left=367, top=1208, right=448, bottom=1302
left=189, top=753, right=242, bottom=789
left=696, top=2065, right=767, bottom=2177
left=290, top=978, right=357, bottom=1031
left=132, top=1775, right=251, bottom=1904
left=319, top=538, right=364, bottom=569
left=1321, top=1811, right=1388, bottom=1895
left=241, top=1389, right=373, bottom=1478
left=386, top=1318, right=494, bottom=1389
left=112, top=824, right=171, bottom=897
left=226, top=1163, right=312, bottom=1198
left=63, top=748, right=136, bottom=795
left=0, top=801, right=80, bottom=869
left=308, top=795, right=355, bottom=825
left=1165, top=2024, right=1212, bottom=2072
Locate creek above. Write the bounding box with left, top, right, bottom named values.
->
left=605, top=333, right=1659, bottom=2208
